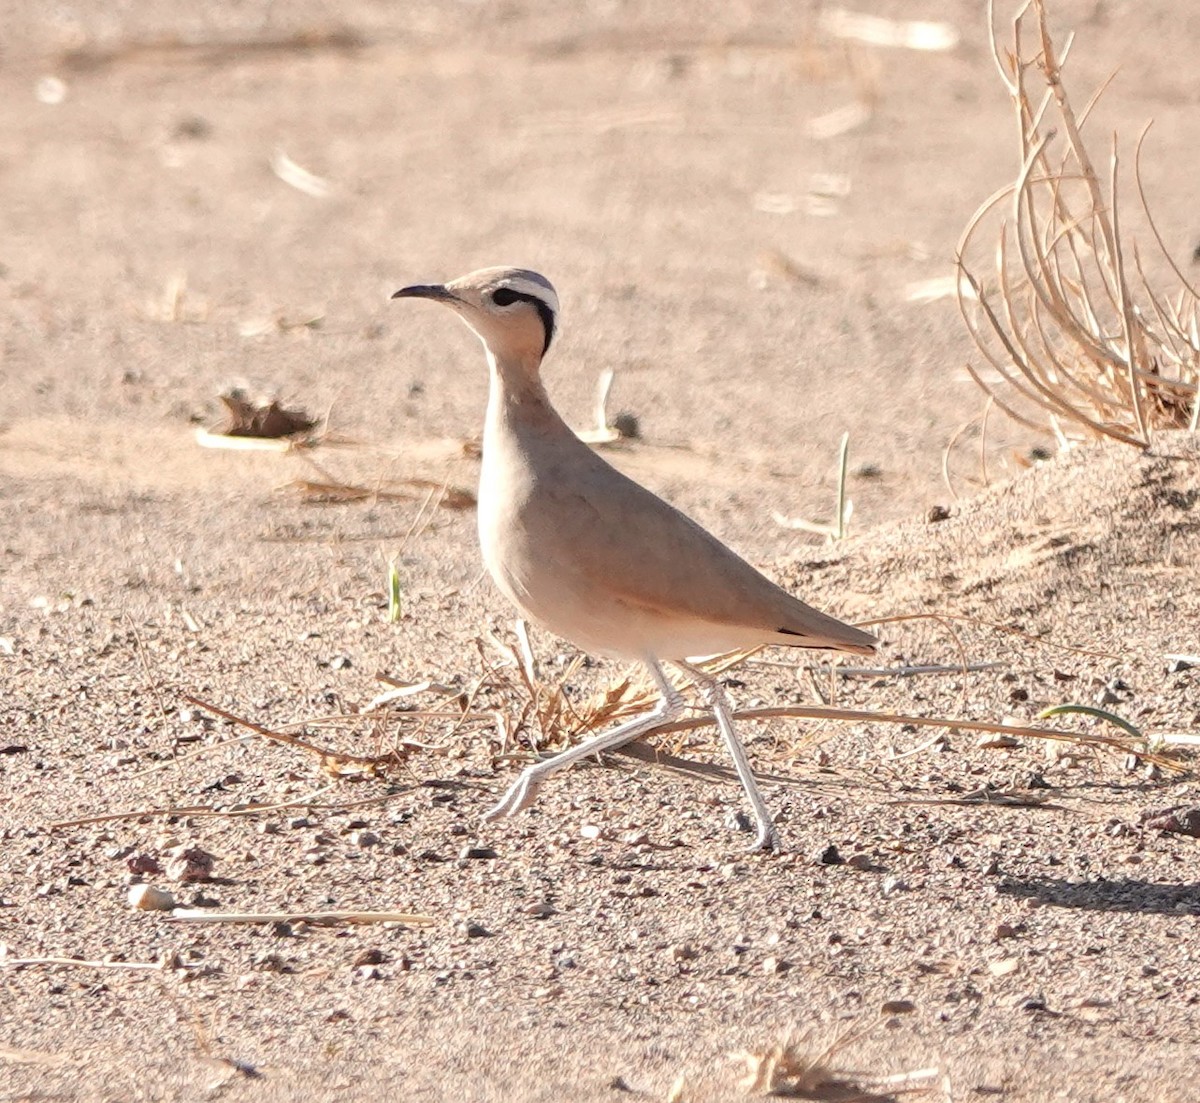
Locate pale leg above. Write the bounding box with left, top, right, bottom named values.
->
left=676, top=661, right=781, bottom=852
left=484, top=657, right=684, bottom=822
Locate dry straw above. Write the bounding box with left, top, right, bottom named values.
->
left=957, top=0, right=1200, bottom=447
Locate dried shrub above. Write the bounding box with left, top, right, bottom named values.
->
left=957, top=0, right=1199, bottom=448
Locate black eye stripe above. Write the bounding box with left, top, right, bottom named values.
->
left=489, top=287, right=556, bottom=356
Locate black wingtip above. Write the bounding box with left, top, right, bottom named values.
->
left=777, top=626, right=877, bottom=655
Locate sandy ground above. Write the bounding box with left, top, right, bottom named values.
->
left=2, top=2, right=1200, bottom=1100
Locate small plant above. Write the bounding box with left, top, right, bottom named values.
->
left=386, top=558, right=403, bottom=623
left=772, top=431, right=854, bottom=541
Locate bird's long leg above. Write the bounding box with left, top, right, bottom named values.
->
left=675, top=661, right=781, bottom=852
left=484, top=657, right=684, bottom=822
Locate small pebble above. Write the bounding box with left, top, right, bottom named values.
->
left=977, top=733, right=1020, bottom=750
left=612, top=412, right=640, bottom=439
left=251, top=952, right=289, bottom=973
left=726, top=810, right=754, bottom=835
left=128, top=884, right=175, bottom=912
left=989, top=957, right=1019, bottom=977
left=816, top=844, right=844, bottom=866
left=351, top=830, right=380, bottom=848
left=460, top=846, right=497, bottom=860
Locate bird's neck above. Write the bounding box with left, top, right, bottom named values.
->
left=483, top=349, right=572, bottom=444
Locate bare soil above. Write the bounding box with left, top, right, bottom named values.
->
left=2, top=3, right=1199, bottom=1100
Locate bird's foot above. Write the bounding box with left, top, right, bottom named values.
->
left=482, top=768, right=542, bottom=822
left=747, top=821, right=783, bottom=853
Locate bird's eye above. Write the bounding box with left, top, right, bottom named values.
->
left=491, top=288, right=521, bottom=307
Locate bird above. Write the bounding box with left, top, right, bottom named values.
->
left=392, top=267, right=875, bottom=850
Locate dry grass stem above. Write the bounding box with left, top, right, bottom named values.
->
left=285, top=447, right=475, bottom=511
left=179, top=694, right=402, bottom=779
left=956, top=0, right=1199, bottom=448
left=60, top=27, right=364, bottom=72
left=45, top=780, right=392, bottom=831
left=576, top=368, right=638, bottom=445
left=862, top=611, right=1120, bottom=660
left=270, top=148, right=332, bottom=198
left=49, top=788, right=422, bottom=832
left=0, top=955, right=170, bottom=971
left=819, top=8, right=959, bottom=53
left=194, top=428, right=304, bottom=452
left=0, top=1043, right=74, bottom=1067
left=683, top=705, right=1176, bottom=767
left=285, top=476, right=475, bottom=510
left=809, top=662, right=1003, bottom=678
left=167, top=909, right=434, bottom=927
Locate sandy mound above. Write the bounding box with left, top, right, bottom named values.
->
left=783, top=431, right=1198, bottom=652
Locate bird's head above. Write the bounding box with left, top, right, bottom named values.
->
left=392, top=267, right=559, bottom=368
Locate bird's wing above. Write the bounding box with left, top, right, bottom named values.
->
left=531, top=447, right=875, bottom=654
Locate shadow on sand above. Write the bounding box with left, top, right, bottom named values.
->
left=999, top=876, right=1200, bottom=915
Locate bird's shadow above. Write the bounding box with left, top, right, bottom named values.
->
left=998, top=875, right=1200, bottom=915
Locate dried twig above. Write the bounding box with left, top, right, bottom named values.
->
left=649, top=704, right=1177, bottom=767
left=179, top=694, right=401, bottom=778
left=0, top=955, right=171, bottom=971
left=168, top=909, right=434, bottom=927
left=285, top=477, right=475, bottom=510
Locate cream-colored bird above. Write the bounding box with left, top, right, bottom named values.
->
left=393, top=267, right=875, bottom=850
